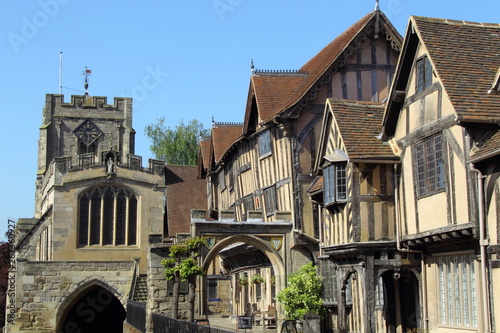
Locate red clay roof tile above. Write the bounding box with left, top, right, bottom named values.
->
left=412, top=16, right=500, bottom=122
left=327, top=99, right=396, bottom=160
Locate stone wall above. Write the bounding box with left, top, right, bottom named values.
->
left=146, top=244, right=192, bottom=332
left=7, top=259, right=134, bottom=332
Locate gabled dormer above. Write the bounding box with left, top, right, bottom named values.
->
left=382, top=16, right=500, bottom=140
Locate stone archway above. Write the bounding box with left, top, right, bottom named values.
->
left=199, top=234, right=286, bottom=318
left=57, top=284, right=126, bottom=333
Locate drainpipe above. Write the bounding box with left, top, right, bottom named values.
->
left=470, top=165, right=491, bottom=333
left=393, top=164, right=428, bottom=332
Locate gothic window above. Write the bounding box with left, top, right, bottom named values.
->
left=78, top=185, right=138, bottom=247
left=258, top=130, right=272, bottom=157
left=414, top=134, right=445, bottom=197
left=416, top=56, right=432, bottom=93
left=324, top=162, right=347, bottom=205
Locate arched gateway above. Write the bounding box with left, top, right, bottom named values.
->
left=56, top=280, right=126, bottom=333
left=191, top=210, right=302, bottom=320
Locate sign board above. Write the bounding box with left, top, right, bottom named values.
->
left=237, top=316, right=252, bottom=329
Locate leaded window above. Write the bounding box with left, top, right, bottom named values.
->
left=258, top=130, right=272, bottom=157
left=437, top=254, right=477, bottom=328
left=324, top=163, right=347, bottom=205
left=416, top=56, right=432, bottom=93
left=414, top=135, right=445, bottom=196
left=79, top=185, right=138, bottom=247
left=321, top=259, right=338, bottom=304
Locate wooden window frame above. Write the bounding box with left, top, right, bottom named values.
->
left=416, top=56, right=433, bottom=93
left=263, top=185, right=277, bottom=217
left=413, top=134, right=445, bottom=197
left=324, top=162, right=347, bottom=205
left=321, top=258, right=338, bottom=305
left=437, top=253, right=478, bottom=328
left=258, top=129, right=272, bottom=158
left=218, top=170, right=226, bottom=191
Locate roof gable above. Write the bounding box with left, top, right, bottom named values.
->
left=281, top=10, right=401, bottom=115
left=243, top=73, right=306, bottom=135
left=316, top=99, right=396, bottom=171
left=211, top=123, right=243, bottom=164
left=382, top=16, right=500, bottom=138
left=244, top=10, right=402, bottom=136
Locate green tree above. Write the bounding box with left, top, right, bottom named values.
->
left=276, top=262, right=323, bottom=320
left=162, top=237, right=206, bottom=322
left=145, top=118, right=210, bottom=165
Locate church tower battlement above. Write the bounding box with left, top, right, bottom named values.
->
left=38, top=94, right=135, bottom=176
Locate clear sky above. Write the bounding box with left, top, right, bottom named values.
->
left=0, top=0, right=498, bottom=240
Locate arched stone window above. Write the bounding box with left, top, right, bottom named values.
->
left=78, top=185, right=138, bottom=247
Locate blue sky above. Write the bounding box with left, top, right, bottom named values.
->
left=0, top=0, right=498, bottom=240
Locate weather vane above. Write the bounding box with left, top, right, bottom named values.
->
left=82, top=66, right=92, bottom=95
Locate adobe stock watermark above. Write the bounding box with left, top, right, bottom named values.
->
left=381, top=0, right=415, bottom=20
left=7, top=0, right=71, bottom=54
left=213, top=0, right=244, bottom=21
left=124, top=65, right=169, bottom=108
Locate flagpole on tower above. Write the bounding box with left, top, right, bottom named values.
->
left=59, top=52, right=63, bottom=94
left=82, top=66, right=92, bottom=95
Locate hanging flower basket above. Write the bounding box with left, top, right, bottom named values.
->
left=239, top=276, right=249, bottom=286
left=251, top=274, right=265, bottom=285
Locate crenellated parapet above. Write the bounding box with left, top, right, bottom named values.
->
left=43, top=94, right=133, bottom=127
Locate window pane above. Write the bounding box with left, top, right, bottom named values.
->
left=437, top=254, right=477, bottom=328
left=90, top=190, right=101, bottom=245
left=416, top=58, right=425, bottom=93
left=324, top=165, right=335, bottom=204
left=425, top=57, right=433, bottom=88
left=414, top=135, right=444, bottom=196
left=115, top=190, right=127, bottom=245
left=102, top=187, right=114, bottom=245
left=79, top=195, right=89, bottom=246
left=208, top=279, right=217, bottom=299
left=128, top=196, right=138, bottom=245
left=264, top=186, right=276, bottom=216
left=336, top=164, right=347, bottom=201
left=259, top=130, right=272, bottom=156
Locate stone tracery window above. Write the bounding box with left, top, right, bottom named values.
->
left=78, top=185, right=138, bottom=247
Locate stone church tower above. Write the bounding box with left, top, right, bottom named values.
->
left=7, top=94, right=166, bottom=332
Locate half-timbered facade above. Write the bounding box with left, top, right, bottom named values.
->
left=196, top=8, right=402, bottom=322
left=381, top=16, right=500, bottom=333
left=311, top=99, right=401, bottom=332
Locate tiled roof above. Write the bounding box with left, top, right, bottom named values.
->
left=165, top=165, right=207, bottom=237
left=307, top=176, right=324, bottom=194
left=251, top=74, right=306, bottom=122
left=212, top=123, right=243, bottom=163
left=413, top=16, right=500, bottom=122
left=199, top=139, right=211, bottom=170
left=327, top=99, right=396, bottom=160
left=280, top=11, right=399, bottom=112
left=248, top=10, right=401, bottom=127
left=470, top=129, right=500, bottom=163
